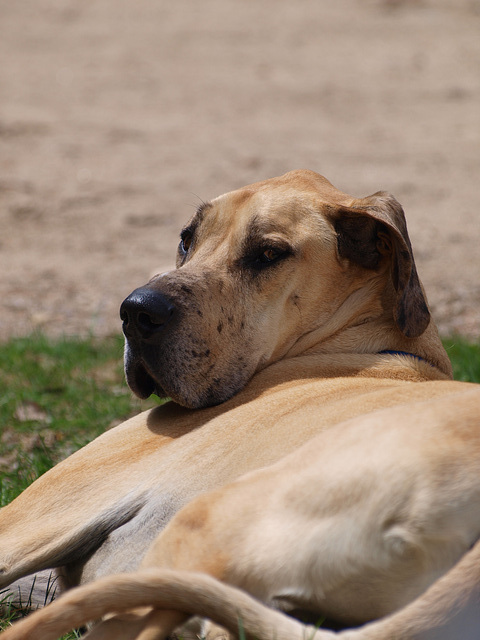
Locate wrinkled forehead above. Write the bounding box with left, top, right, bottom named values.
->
left=190, top=171, right=355, bottom=238
left=213, top=188, right=314, bottom=233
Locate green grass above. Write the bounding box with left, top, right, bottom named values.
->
left=442, top=336, right=480, bottom=383
left=0, top=333, right=478, bottom=636
left=0, top=333, right=161, bottom=506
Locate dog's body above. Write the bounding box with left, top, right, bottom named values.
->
left=4, top=385, right=480, bottom=640
left=1, top=170, right=478, bottom=639
left=1, top=355, right=451, bottom=592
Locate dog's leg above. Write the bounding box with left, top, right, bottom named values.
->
left=0, top=486, right=148, bottom=592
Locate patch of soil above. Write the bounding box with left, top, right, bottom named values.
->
left=1, top=0, right=479, bottom=340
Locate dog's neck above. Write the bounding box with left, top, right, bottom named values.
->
left=284, top=280, right=385, bottom=358
left=282, top=282, right=452, bottom=379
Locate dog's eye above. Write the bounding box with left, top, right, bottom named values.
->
left=258, top=248, right=283, bottom=264
left=180, top=231, right=193, bottom=253
left=241, top=244, right=292, bottom=271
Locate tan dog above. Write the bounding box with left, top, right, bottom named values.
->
left=0, top=170, right=469, bottom=635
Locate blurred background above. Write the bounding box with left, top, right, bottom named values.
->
left=1, top=0, right=479, bottom=339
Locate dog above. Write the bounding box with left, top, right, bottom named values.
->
left=1, top=169, right=471, bottom=637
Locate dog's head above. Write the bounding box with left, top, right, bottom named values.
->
left=120, top=170, right=431, bottom=408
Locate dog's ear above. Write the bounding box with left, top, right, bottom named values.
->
left=329, top=192, right=430, bottom=338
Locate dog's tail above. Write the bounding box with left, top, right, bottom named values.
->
left=3, top=538, right=480, bottom=640
left=0, top=569, right=335, bottom=640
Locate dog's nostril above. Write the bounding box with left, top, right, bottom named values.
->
left=138, top=311, right=165, bottom=332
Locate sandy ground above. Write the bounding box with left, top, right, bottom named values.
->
left=1, top=0, right=479, bottom=341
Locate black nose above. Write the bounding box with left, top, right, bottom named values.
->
left=120, top=286, right=176, bottom=341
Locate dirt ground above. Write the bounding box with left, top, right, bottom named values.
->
left=1, top=0, right=479, bottom=341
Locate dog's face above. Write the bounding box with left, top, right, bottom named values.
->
left=120, top=170, right=429, bottom=408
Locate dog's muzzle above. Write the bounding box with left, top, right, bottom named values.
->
left=120, top=286, right=178, bottom=399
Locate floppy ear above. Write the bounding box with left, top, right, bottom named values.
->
left=329, top=191, right=430, bottom=338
